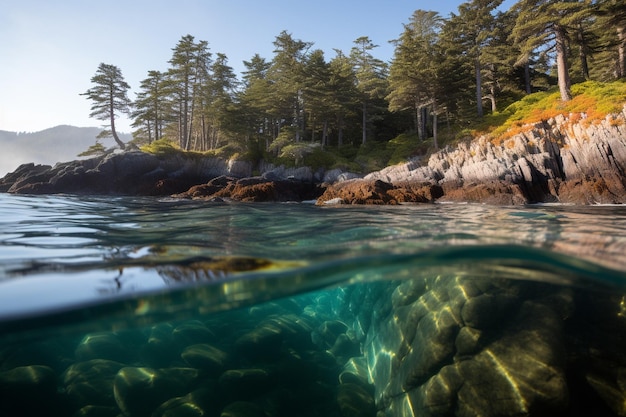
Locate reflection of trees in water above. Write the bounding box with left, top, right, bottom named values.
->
left=97, top=256, right=275, bottom=294
left=157, top=265, right=228, bottom=284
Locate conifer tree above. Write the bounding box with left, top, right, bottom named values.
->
left=202, top=53, right=239, bottom=150
left=268, top=31, right=312, bottom=143
left=594, top=0, right=626, bottom=79
left=166, top=34, right=212, bottom=150
left=350, top=36, right=388, bottom=145
left=511, top=0, right=592, bottom=101
left=387, top=11, right=443, bottom=143
left=446, top=0, right=503, bottom=117
left=82, top=63, right=131, bottom=150
left=132, top=70, right=166, bottom=144
left=328, top=50, right=358, bottom=147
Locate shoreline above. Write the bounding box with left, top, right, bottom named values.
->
left=2, top=107, right=626, bottom=206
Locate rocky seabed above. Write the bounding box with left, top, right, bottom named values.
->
left=1, top=275, right=626, bottom=416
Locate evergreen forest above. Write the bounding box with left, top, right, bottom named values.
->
left=85, top=0, right=626, bottom=172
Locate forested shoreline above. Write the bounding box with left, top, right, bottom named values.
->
left=83, top=0, right=625, bottom=171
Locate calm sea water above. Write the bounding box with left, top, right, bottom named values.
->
left=1, top=193, right=626, bottom=417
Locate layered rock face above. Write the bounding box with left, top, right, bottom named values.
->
left=319, top=106, right=626, bottom=204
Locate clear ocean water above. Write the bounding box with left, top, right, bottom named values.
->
left=1, top=193, right=626, bottom=417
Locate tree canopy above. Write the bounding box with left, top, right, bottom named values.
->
left=86, top=0, right=626, bottom=167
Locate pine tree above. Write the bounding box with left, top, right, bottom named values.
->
left=239, top=54, right=275, bottom=150
left=81, top=63, right=131, bottom=150
left=350, top=36, right=388, bottom=145
left=387, top=11, right=444, bottom=144
left=267, top=31, right=313, bottom=143
left=511, top=0, right=592, bottom=101
left=445, top=0, right=503, bottom=117
left=328, top=50, right=358, bottom=147
left=166, top=34, right=212, bottom=150
left=132, top=70, right=166, bottom=144
left=594, top=0, right=626, bottom=79
left=202, top=53, right=239, bottom=150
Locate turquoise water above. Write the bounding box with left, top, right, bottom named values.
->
left=1, top=194, right=626, bottom=416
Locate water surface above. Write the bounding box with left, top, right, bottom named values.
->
left=1, top=194, right=625, bottom=416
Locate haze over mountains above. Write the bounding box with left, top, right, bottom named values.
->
left=0, top=126, right=131, bottom=176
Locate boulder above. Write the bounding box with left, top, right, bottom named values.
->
left=316, top=179, right=440, bottom=205
left=175, top=176, right=324, bottom=202
left=113, top=367, right=201, bottom=417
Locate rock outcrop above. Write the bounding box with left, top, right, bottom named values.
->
left=0, top=151, right=232, bottom=196
left=349, top=106, right=626, bottom=205
left=316, top=179, right=443, bottom=205
left=172, top=175, right=323, bottom=202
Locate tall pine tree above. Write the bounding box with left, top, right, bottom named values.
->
left=81, top=63, right=131, bottom=150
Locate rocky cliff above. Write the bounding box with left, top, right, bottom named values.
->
left=319, top=105, right=626, bottom=205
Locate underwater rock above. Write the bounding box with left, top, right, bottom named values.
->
left=72, top=405, right=120, bottom=417
left=181, top=344, right=229, bottom=374
left=218, top=368, right=272, bottom=399
left=336, top=382, right=376, bottom=417
left=172, top=320, right=215, bottom=346
left=0, top=365, right=59, bottom=415
left=234, top=314, right=315, bottom=360
left=341, top=357, right=371, bottom=385
left=220, top=401, right=267, bottom=417
left=331, top=276, right=574, bottom=417
left=62, top=359, right=126, bottom=411
left=113, top=366, right=201, bottom=417
left=140, top=323, right=179, bottom=368
left=311, top=320, right=349, bottom=349
left=152, top=388, right=219, bottom=417
left=75, top=332, right=134, bottom=363
left=328, top=333, right=361, bottom=365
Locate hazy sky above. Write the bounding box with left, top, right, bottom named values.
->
left=0, top=0, right=499, bottom=133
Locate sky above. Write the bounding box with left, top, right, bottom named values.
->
left=0, top=0, right=505, bottom=134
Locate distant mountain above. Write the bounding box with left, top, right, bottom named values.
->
left=0, top=125, right=132, bottom=176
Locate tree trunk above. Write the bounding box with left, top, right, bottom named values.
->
left=432, top=102, right=439, bottom=151
left=577, top=24, right=590, bottom=80
left=415, top=102, right=425, bottom=141
left=489, top=84, right=497, bottom=113
left=618, top=25, right=626, bottom=79
left=146, top=120, right=153, bottom=144
left=524, top=62, right=532, bottom=94
left=322, top=119, right=328, bottom=149
left=109, top=107, right=125, bottom=150
left=337, top=114, right=344, bottom=147
left=475, top=57, right=483, bottom=117
left=555, top=25, right=572, bottom=101
left=361, top=101, right=367, bottom=145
